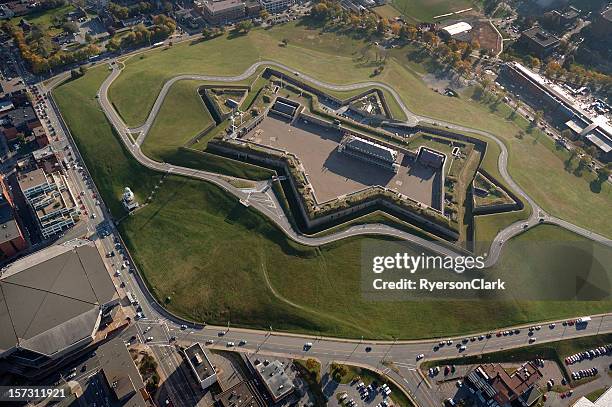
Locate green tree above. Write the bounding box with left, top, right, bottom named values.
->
left=236, top=20, right=253, bottom=34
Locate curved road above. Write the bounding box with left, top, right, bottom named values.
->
left=45, top=57, right=612, bottom=407
left=98, top=60, right=611, bottom=267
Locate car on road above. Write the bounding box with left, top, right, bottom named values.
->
left=146, top=336, right=153, bottom=342
left=416, top=353, right=424, bottom=361
left=180, top=324, right=187, bottom=330
left=205, top=339, right=214, bottom=345
left=303, top=342, right=312, bottom=350
left=239, top=340, right=247, bottom=346
left=227, top=341, right=235, bottom=347
left=529, top=337, right=537, bottom=343
left=459, top=345, right=466, bottom=352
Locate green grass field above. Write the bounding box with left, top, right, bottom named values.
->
left=390, top=0, right=476, bottom=22
left=10, top=4, right=76, bottom=36
left=105, top=22, right=611, bottom=241
left=54, top=67, right=612, bottom=339
left=143, top=80, right=214, bottom=161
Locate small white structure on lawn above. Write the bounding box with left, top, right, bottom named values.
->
left=122, top=187, right=138, bottom=211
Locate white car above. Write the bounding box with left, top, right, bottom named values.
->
left=227, top=341, right=235, bottom=347
left=205, top=339, right=214, bottom=345
left=146, top=336, right=154, bottom=342
left=416, top=353, right=425, bottom=361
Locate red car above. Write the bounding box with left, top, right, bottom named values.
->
left=496, top=332, right=502, bottom=337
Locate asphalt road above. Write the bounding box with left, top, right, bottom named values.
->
left=43, top=58, right=612, bottom=407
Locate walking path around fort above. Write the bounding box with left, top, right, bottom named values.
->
left=96, top=60, right=612, bottom=267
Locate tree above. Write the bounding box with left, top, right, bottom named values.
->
left=311, top=3, right=329, bottom=20
left=305, top=358, right=318, bottom=371
left=259, top=9, right=269, bottom=20
left=597, top=166, right=611, bottom=183
left=390, top=22, right=401, bottom=36
left=376, top=18, right=388, bottom=36
left=529, top=56, right=540, bottom=69
left=236, top=20, right=253, bottom=34
left=62, top=21, right=79, bottom=34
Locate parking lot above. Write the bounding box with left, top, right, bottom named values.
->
left=245, top=115, right=440, bottom=207
left=329, top=380, right=395, bottom=407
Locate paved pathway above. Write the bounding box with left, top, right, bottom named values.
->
left=97, top=60, right=611, bottom=268
left=45, top=58, right=612, bottom=407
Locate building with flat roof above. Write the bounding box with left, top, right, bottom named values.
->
left=520, top=26, right=560, bottom=57
left=0, top=240, right=118, bottom=378
left=196, top=0, right=246, bottom=24
left=439, top=21, right=472, bottom=40
left=0, top=77, right=27, bottom=97
left=338, top=134, right=400, bottom=173
left=572, top=385, right=612, bottom=407
left=216, top=380, right=267, bottom=407
left=250, top=358, right=294, bottom=403
left=17, top=168, right=79, bottom=239
left=499, top=61, right=612, bottom=160
left=418, top=147, right=446, bottom=169
left=271, top=97, right=299, bottom=118
left=551, top=6, right=580, bottom=28
left=184, top=342, right=217, bottom=390
left=0, top=199, right=27, bottom=259
left=466, top=362, right=542, bottom=407
left=259, top=0, right=293, bottom=13
left=97, top=337, right=150, bottom=407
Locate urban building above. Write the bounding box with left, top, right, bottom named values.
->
left=216, top=381, right=267, bottom=407
left=271, top=97, right=299, bottom=118
left=0, top=4, right=15, bottom=19
left=259, top=0, right=293, bottom=13
left=97, top=337, right=151, bottom=407
left=32, top=126, right=49, bottom=147
left=439, top=21, right=472, bottom=41
left=466, top=362, right=542, bottom=407
left=520, top=27, right=560, bottom=57
left=572, top=385, right=612, bottom=407
left=551, top=6, right=580, bottom=28
left=196, top=0, right=246, bottom=24
left=17, top=168, right=79, bottom=239
left=184, top=342, right=217, bottom=390
left=245, top=0, right=262, bottom=16
left=498, top=62, right=612, bottom=160
left=418, top=147, right=446, bottom=169
left=0, top=197, right=27, bottom=259
left=250, top=358, right=295, bottom=403
left=0, top=105, right=40, bottom=141
left=338, top=134, right=400, bottom=173
left=0, top=240, right=119, bottom=378
left=0, top=78, right=27, bottom=98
